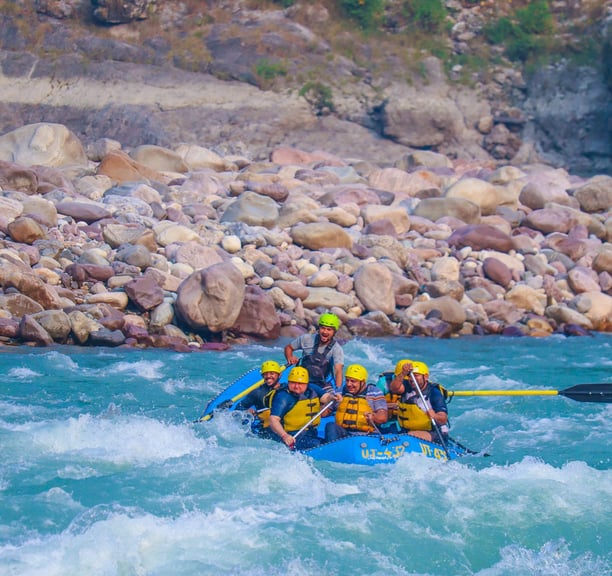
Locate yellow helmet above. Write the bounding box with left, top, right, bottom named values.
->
left=261, top=360, right=282, bottom=374
left=394, top=359, right=413, bottom=376
left=411, top=361, right=429, bottom=376
left=345, top=364, right=368, bottom=382
left=288, top=366, right=309, bottom=384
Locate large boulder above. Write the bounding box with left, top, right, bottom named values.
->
left=0, top=123, right=87, bottom=167
left=573, top=175, right=612, bottom=213
left=406, top=295, right=467, bottom=327
left=230, top=286, right=281, bottom=340
left=175, top=262, right=245, bottom=332
left=353, top=262, right=395, bottom=314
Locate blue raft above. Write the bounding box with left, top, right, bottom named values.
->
left=301, top=429, right=469, bottom=464
left=198, top=367, right=473, bottom=465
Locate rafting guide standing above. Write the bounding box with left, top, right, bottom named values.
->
left=284, top=312, right=344, bottom=392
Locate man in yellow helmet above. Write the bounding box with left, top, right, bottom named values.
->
left=389, top=359, right=449, bottom=443
left=284, top=312, right=344, bottom=391
left=268, top=365, right=339, bottom=450
left=235, top=360, right=283, bottom=428
left=324, top=364, right=388, bottom=442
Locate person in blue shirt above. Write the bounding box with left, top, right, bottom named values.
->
left=389, top=360, right=449, bottom=443
left=284, top=312, right=344, bottom=391
left=324, top=364, right=388, bottom=442
left=234, top=360, right=283, bottom=429
left=268, top=366, right=338, bottom=450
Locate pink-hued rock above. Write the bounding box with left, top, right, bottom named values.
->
left=125, top=276, right=164, bottom=311
left=18, top=315, right=54, bottom=345
left=519, top=170, right=573, bottom=210
left=270, top=146, right=346, bottom=167
left=567, top=266, right=601, bottom=294
left=56, top=201, right=112, bottom=223
left=523, top=208, right=580, bottom=234
left=319, top=185, right=382, bottom=208
left=482, top=257, right=513, bottom=288
left=230, top=285, right=281, bottom=340
left=0, top=160, right=38, bottom=194
left=448, top=224, right=514, bottom=252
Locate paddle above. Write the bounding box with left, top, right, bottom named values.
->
left=290, top=400, right=335, bottom=448
left=197, top=364, right=287, bottom=422
left=410, top=372, right=451, bottom=459
left=447, top=383, right=612, bottom=404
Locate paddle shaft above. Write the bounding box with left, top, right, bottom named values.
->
left=292, top=400, right=335, bottom=443
left=198, top=364, right=287, bottom=421
left=450, top=390, right=559, bottom=397
left=447, top=383, right=612, bottom=403
left=410, top=372, right=450, bottom=459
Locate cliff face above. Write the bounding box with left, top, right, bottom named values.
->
left=0, top=1, right=610, bottom=174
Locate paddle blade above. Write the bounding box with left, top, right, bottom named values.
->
left=559, top=383, right=612, bottom=403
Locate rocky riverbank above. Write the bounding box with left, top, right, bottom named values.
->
left=0, top=122, right=610, bottom=350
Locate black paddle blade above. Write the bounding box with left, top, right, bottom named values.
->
left=559, top=383, right=612, bottom=403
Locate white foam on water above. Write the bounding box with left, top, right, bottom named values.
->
left=41, top=350, right=79, bottom=371
left=476, top=539, right=609, bottom=576
left=0, top=400, right=36, bottom=420
left=0, top=506, right=275, bottom=576
left=102, top=359, right=165, bottom=380
left=345, top=339, right=394, bottom=372
left=23, top=413, right=207, bottom=466
left=7, top=367, right=42, bottom=380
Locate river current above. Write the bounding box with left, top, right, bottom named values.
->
left=1, top=334, right=611, bottom=575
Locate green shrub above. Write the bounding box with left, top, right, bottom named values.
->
left=515, top=1, right=553, bottom=35
left=483, top=16, right=516, bottom=45
left=299, top=82, right=335, bottom=116
left=505, top=30, right=540, bottom=62
left=483, top=1, right=554, bottom=63
left=254, top=58, right=287, bottom=81
left=272, top=0, right=295, bottom=6
left=403, top=0, right=448, bottom=33
left=340, top=0, right=386, bottom=30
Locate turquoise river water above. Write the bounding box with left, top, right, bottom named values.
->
left=1, top=334, right=611, bottom=576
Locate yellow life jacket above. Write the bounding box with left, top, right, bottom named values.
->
left=385, top=392, right=400, bottom=420
left=282, top=391, right=321, bottom=432
left=257, top=389, right=277, bottom=428
left=378, top=371, right=401, bottom=420
left=397, top=391, right=431, bottom=431
left=335, top=395, right=374, bottom=433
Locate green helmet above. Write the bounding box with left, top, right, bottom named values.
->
left=318, top=312, right=340, bottom=331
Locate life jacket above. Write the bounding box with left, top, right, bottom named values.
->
left=397, top=389, right=433, bottom=431
left=299, top=335, right=335, bottom=385
left=335, top=388, right=374, bottom=433
left=281, top=388, right=322, bottom=432
left=256, top=388, right=277, bottom=428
